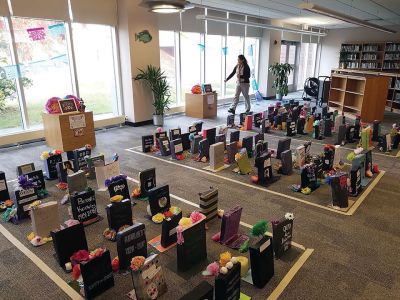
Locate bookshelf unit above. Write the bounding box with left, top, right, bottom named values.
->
left=329, top=72, right=390, bottom=122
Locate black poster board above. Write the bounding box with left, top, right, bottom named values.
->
left=67, top=147, right=91, bottom=172
left=17, top=163, right=35, bottom=176
left=254, top=133, right=264, bottom=147
left=323, top=150, right=334, bottom=171
left=141, top=135, right=154, bottom=153
left=296, top=118, right=305, bottom=135
left=226, top=142, right=238, bottom=164
left=349, top=166, right=362, bottom=197
left=26, top=170, right=46, bottom=192
left=242, top=136, right=253, bottom=158
left=161, top=211, right=182, bottom=248
left=198, top=139, right=210, bottom=160
left=300, top=164, right=317, bottom=190
left=170, top=138, right=184, bottom=159
left=43, top=154, right=62, bottom=180
left=249, top=236, right=274, bottom=288
left=195, top=121, right=203, bottom=133
left=239, top=113, right=246, bottom=125
left=169, top=128, right=182, bottom=141
left=139, top=168, right=156, bottom=197
left=80, top=250, right=114, bottom=299
left=255, top=153, right=273, bottom=185
left=272, top=218, right=293, bottom=258
left=215, top=262, right=241, bottom=300
left=280, top=150, right=293, bottom=175
left=107, top=178, right=130, bottom=200
left=155, top=131, right=167, bottom=149
left=191, top=135, right=202, bottom=154
left=178, top=281, right=213, bottom=300
left=85, top=155, right=104, bottom=180
left=372, top=120, right=380, bottom=141
left=230, top=130, right=240, bottom=143
left=330, top=172, right=349, bottom=208
left=324, top=119, right=333, bottom=137
left=181, top=132, right=191, bottom=151
left=286, top=118, right=296, bottom=137
left=276, top=138, right=291, bottom=159
left=0, top=171, right=10, bottom=202
left=253, top=113, right=262, bottom=128
left=71, top=189, right=98, bottom=223
left=177, top=218, right=207, bottom=272
left=51, top=223, right=88, bottom=269
left=116, top=223, right=147, bottom=270
left=158, top=136, right=171, bottom=156
left=227, top=114, right=235, bottom=127
left=106, top=199, right=133, bottom=231
left=262, top=118, right=271, bottom=133
left=203, top=128, right=216, bottom=145
left=346, top=125, right=355, bottom=143
left=14, top=187, right=39, bottom=219
left=56, top=160, right=75, bottom=183
left=148, top=185, right=171, bottom=216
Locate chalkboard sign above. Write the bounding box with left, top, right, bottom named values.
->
left=107, top=178, right=130, bottom=200
left=71, top=189, right=98, bottom=224
left=43, top=154, right=62, bottom=180
left=51, top=223, right=88, bottom=269
left=161, top=211, right=182, bottom=248
left=170, top=138, right=184, bottom=159
left=141, top=135, right=154, bottom=153
left=139, top=168, right=156, bottom=198
left=67, top=170, right=87, bottom=194
left=230, top=130, right=240, bottom=143
left=169, top=128, right=182, bottom=141
left=147, top=185, right=171, bottom=216
left=177, top=218, right=207, bottom=272
left=106, top=199, right=133, bottom=231
left=17, top=163, right=35, bottom=176
left=85, top=155, right=104, bottom=180
left=58, top=98, right=77, bottom=114
left=215, top=262, right=241, bottom=300
left=80, top=250, right=114, bottom=299
left=330, top=172, right=349, bottom=208
left=242, top=136, right=253, bottom=158
left=179, top=281, right=213, bottom=300
left=272, top=218, right=293, bottom=258
left=116, top=223, right=147, bottom=270
left=181, top=132, right=191, bottom=151
left=276, top=138, right=291, bottom=159
left=253, top=113, right=262, bottom=128
left=0, top=171, right=10, bottom=202
left=249, top=236, right=274, bottom=288
left=203, top=128, right=216, bottom=145
left=56, top=160, right=75, bottom=183
left=25, top=170, right=46, bottom=192
left=67, top=147, right=91, bottom=172
left=158, top=136, right=171, bottom=156
left=14, top=187, right=39, bottom=219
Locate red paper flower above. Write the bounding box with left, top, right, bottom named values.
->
left=70, top=250, right=90, bottom=265
left=72, top=264, right=81, bottom=280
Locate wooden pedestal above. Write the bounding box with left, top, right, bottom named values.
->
left=185, top=92, right=217, bottom=119
left=42, top=111, right=96, bottom=151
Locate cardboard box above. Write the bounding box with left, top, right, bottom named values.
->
left=185, top=92, right=217, bottom=119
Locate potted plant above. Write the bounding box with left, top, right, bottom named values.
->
left=134, top=65, right=171, bottom=126
left=268, top=62, right=293, bottom=100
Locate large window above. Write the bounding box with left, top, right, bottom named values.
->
left=297, top=43, right=318, bottom=90
left=72, top=23, right=119, bottom=117
left=205, top=34, right=223, bottom=96
left=12, top=17, right=73, bottom=128
left=225, top=36, right=244, bottom=97
left=245, top=37, right=259, bottom=93
left=159, top=31, right=178, bottom=106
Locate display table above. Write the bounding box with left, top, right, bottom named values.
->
left=42, top=111, right=96, bottom=151
left=185, top=92, right=217, bottom=119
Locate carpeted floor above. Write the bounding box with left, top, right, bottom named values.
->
left=0, top=98, right=400, bottom=299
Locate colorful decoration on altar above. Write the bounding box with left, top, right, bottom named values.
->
left=27, top=27, right=46, bottom=41
left=48, top=23, right=65, bottom=37
left=191, top=84, right=202, bottom=94
left=222, top=47, right=228, bottom=55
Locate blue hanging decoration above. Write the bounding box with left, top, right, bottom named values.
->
left=48, top=23, right=65, bottom=37
left=247, top=44, right=254, bottom=57
left=197, top=43, right=205, bottom=51
left=2, top=65, right=20, bottom=80
left=222, top=47, right=228, bottom=56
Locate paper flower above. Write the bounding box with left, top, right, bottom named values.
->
left=179, top=217, right=192, bottom=227
left=202, top=262, right=220, bottom=277
left=104, top=174, right=127, bottom=187
left=90, top=248, right=105, bottom=259
left=250, top=220, right=268, bottom=237
left=110, top=195, right=123, bottom=203
left=163, top=210, right=173, bottom=218
left=239, top=240, right=249, bottom=253
left=132, top=187, right=141, bottom=198
left=156, top=127, right=163, bottom=133
left=285, top=212, right=294, bottom=220
left=72, top=264, right=81, bottom=280
left=131, top=256, right=145, bottom=271
left=53, top=149, right=63, bottom=155
left=40, top=151, right=50, bottom=160
left=111, top=257, right=119, bottom=272
left=220, top=267, right=228, bottom=274
left=191, top=84, right=202, bottom=94
left=169, top=206, right=181, bottom=215
left=17, top=175, right=36, bottom=189
left=219, top=251, right=232, bottom=267
left=190, top=211, right=205, bottom=224
left=152, top=213, right=165, bottom=223
left=70, top=250, right=90, bottom=265
left=45, top=97, right=62, bottom=114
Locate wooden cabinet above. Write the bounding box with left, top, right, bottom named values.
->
left=185, top=92, right=218, bottom=119
left=329, top=73, right=390, bottom=122
left=42, top=111, right=96, bottom=151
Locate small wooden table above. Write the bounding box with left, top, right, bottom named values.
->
left=185, top=92, right=218, bottom=119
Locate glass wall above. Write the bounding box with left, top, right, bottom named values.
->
left=205, top=34, right=223, bottom=96
left=297, top=42, right=318, bottom=90
left=159, top=30, right=177, bottom=106
left=245, top=37, right=259, bottom=93
left=225, top=36, right=244, bottom=97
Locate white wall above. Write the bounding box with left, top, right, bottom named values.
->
left=318, top=25, right=400, bottom=76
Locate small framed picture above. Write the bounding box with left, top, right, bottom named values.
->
left=58, top=98, right=78, bottom=114
left=203, top=84, right=212, bottom=93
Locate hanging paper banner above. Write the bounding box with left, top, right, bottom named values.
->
left=27, top=27, right=46, bottom=41
left=197, top=43, right=205, bottom=51
left=48, top=23, right=65, bottom=37
left=222, top=47, right=228, bottom=56
left=247, top=45, right=254, bottom=57
left=2, top=65, right=20, bottom=80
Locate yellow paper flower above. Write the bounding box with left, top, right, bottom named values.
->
left=27, top=232, right=35, bottom=241
left=178, top=217, right=192, bottom=227
left=219, top=251, right=232, bottom=267
left=169, top=206, right=181, bottom=215
left=110, top=195, right=124, bottom=203
left=152, top=213, right=165, bottom=223
left=40, top=151, right=50, bottom=160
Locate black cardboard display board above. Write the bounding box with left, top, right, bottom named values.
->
left=158, top=136, right=171, bottom=156
left=195, top=122, right=203, bottom=133
left=71, top=189, right=98, bottom=223
left=177, top=219, right=207, bottom=272
left=324, top=118, right=333, bottom=137
left=372, top=120, right=380, bottom=141
left=249, top=236, right=274, bottom=288
left=280, top=150, right=293, bottom=175
left=56, top=161, right=75, bottom=183
left=254, top=133, right=264, bottom=147
left=14, top=187, right=39, bottom=219
left=43, top=154, right=63, bottom=180
left=255, top=153, right=273, bottom=185
left=286, top=118, right=296, bottom=137
left=155, top=131, right=167, bottom=149
left=253, top=112, right=262, bottom=128
left=346, top=125, right=355, bottom=143
left=296, top=118, right=305, bottom=135
left=203, top=128, right=216, bottom=145
left=80, top=249, right=114, bottom=299
left=323, top=150, right=334, bottom=171
left=242, top=136, right=253, bottom=158
left=25, top=170, right=46, bottom=192
left=178, top=281, right=214, bottom=300
left=0, top=171, right=10, bottom=202
left=116, top=223, right=147, bottom=271
left=169, top=128, right=182, bottom=141
left=161, top=211, right=182, bottom=248
left=67, top=147, right=91, bottom=172
left=215, top=262, right=241, bottom=300
left=170, top=138, right=184, bottom=159
left=51, top=223, right=88, bottom=269
left=230, top=130, right=240, bottom=143
left=181, top=132, right=191, bottom=151
left=330, top=172, right=349, bottom=208
left=141, top=135, right=154, bottom=153
left=107, top=178, right=130, bottom=201
left=17, top=163, right=35, bottom=176
left=215, top=134, right=226, bottom=149
left=148, top=185, right=171, bottom=216
left=139, top=168, right=156, bottom=198
left=261, top=118, right=271, bottom=133
left=106, top=199, right=133, bottom=231
left=272, top=218, right=293, bottom=258
left=226, top=142, right=238, bottom=164
left=300, top=164, right=317, bottom=190
left=191, top=135, right=202, bottom=155
left=239, top=113, right=246, bottom=125
left=227, top=114, right=235, bottom=127
left=349, top=166, right=362, bottom=197
left=276, top=138, right=291, bottom=159
left=198, top=139, right=210, bottom=160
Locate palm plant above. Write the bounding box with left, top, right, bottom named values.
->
left=134, top=65, right=171, bottom=116
left=268, top=62, right=294, bottom=99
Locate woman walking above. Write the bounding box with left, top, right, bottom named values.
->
left=225, top=54, right=251, bottom=114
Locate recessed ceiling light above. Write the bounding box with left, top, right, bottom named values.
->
left=140, top=0, right=193, bottom=13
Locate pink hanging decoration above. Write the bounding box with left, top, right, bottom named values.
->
left=27, top=27, right=46, bottom=41
left=176, top=226, right=184, bottom=245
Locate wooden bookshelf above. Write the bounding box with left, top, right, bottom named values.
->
left=329, top=72, right=390, bottom=122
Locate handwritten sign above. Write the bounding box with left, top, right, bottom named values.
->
left=161, top=211, right=182, bottom=248
left=14, top=187, right=39, bottom=219
left=17, top=163, right=35, bottom=176
left=58, top=98, right=77, bottom=114
left=69, top=114, right=86, bottom=129
left=67, top=147, right=91, bottom=172
left=272, top=218, right=293, bottom=258
left=139, top=168, right=156, bottom=198
left=71, top=189, right=98, bottom=224
left=26, top=170, right=46, bottom=192
left=116, top=223, right=147, bottom=270
left=107, top=178, right=130, bottom=200
left=141, top=135, right=154, bottom=153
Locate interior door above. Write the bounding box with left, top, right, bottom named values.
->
left=280, top=41, right=299, bottom=92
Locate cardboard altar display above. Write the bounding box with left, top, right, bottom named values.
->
left=352, top=153, right=368, bottom=187
left=335, top=124, right=346, bottom=146
left=130, top=253, right=167, bottom=300
left=42, top=154, right=62, bottom=180
left=372, top=120, right=381, bottom=141
left=31, top=201, right=59, bottom=238
left=170, top=138, right=184, bottom=160
left=51, top=223, right=88, bottom=269
left=85, top=154, right=105, bottom=180
left=139, top=168, right=156, bottom=198
left=276, top=138, right=291, bottom=159
left=254, top=133, right=264, bottom=147
left=207, top=142, right=227, bottom=172
left=147, top=185, right=171, bottom=216
left=158, top=136, right=171, bottom=156
left=361, top=127, right=372, bottom=150
left=169, top=128, right=182, bottom=141
left=67, top=147, right=91, bottom=172
left=296, top=117, right=305, bottom=135
left=217, top=206, right=249, bottom=249
left=154, top=131, right=167, bottom=149
left=227, top=114, right=235, bottom=127
left=300, top=163, right=318, bottom=190
left=272, top=218, right=293, bottom=258
left=185, top=92, right=217, bottom=118
left=330, top=172, right=349, bottom=208
left=17, top=163, right=35, bottom=176
left=178, top=281, right=213, bottom=300
left=161, top=211, right=182, bottom=248
left=226, top=142, right=238, bottom=164
left=280, top=150, right=293, bottom=175
left=324, top=118, right=333, bottom=137
left=286, top=118, right=296, bottom=137
left=67, top=170, right=87, bottom=194
left=14, top=187, right=39, bottom=219
left=142, top=135, right=154, bottom=153
left=42, top=111, right=96, bottom=152
left=230, top=130, right=240, bottom=144
left=249, top=236, right=274, bottom=288
left=0, top=171, right=10, bottom=202
left=215, top=133, right=226, bottom=149
left=190, top=135, right=202, bottom=155
left=70, top=189, right=99, bottom=225
left=215, top=261, right=241, bottom=300
left=255, top=153, right=274, bottom=185
left=106, top=199, right=133, bottom=231
left=244, top=115, right=253, bottom=130
left=177, top=217, right=207, bottom=272
left=346, top=125, right=356, bottom=143
left=95, top=161, right=120, bottom=191
left=80, top=249, right=114, bottom=299
left=199, top=187, right=218, bottom=222
left=117, top=223, right=147, bottom=271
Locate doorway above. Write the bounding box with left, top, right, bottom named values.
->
left=280, top=41, right=300, bottom=92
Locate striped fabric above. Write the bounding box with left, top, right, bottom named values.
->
left=199, top=188, right=218, bottom=222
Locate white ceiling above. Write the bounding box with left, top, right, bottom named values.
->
left=191, top=0, right=400, bottom=28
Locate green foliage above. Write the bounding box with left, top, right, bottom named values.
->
left=239, top=239, right=249, bottom=253
left=134, top=65, right=172, bottom=115
left=268, top=62, right=294, bottom=96
left=250, top=220, right=268, bottom=238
